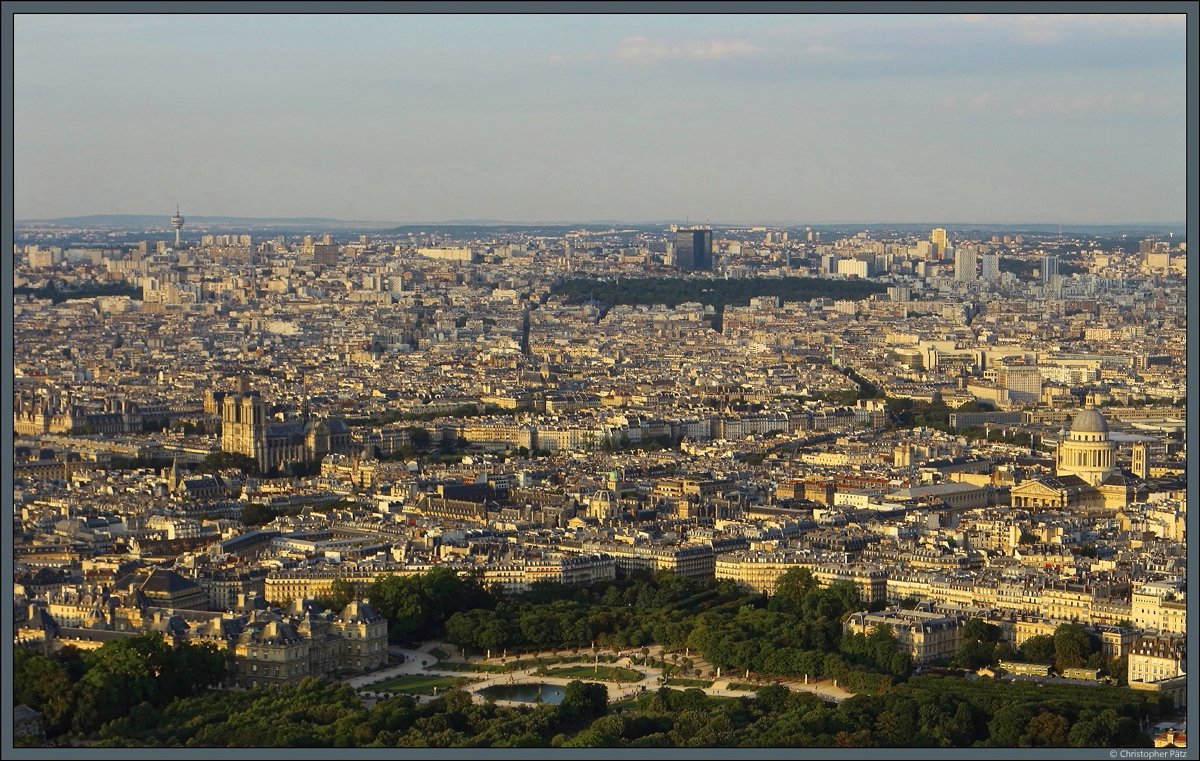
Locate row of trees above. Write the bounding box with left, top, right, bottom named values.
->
left=368, top=567, right=495, bottom=644
left=885, top=398, right=996, bottom=433
left=551, top=276, right=889, bottom=327
left=239, top=502, right=300, bottom=527
left=430, top=567, right=904, bottom=691
left=71, top=674, right=1165, bottom=748
left=199, top=450, right=260, bottom=475
left=686, top=570, right=907, bottom=686
left=439, top=572, right=739, bottom=655
left=345, top=404, right=515, bottom=429
left=998, top=256, right=1086, bottom=280
left=15, top=279, right=142, bottom=304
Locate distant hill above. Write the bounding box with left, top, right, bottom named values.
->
left=16, top=216, right=1184, bottom=237
left=16, top=215, right=401, bottom=230
left=15, top=216, right=672, bottom=234
left=378, top=222, right=672, bottom=237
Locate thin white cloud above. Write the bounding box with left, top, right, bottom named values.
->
left=958, top=14, right=1185, bottom=44
left=1015, top=94, right=1117, bottom=116
left=613, top=36, right=760, bottom=65
left=968, top=94, right=995, bottom=112
left=547, top=52, right=598, bottom=65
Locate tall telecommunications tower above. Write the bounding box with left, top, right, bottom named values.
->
left=170, top=206, right=185, bottom=248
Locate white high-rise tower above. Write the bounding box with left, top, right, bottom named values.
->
left=170, top=206, right=185, bottom=248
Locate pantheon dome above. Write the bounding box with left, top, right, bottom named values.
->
left=1056, top=409, right=1117, bottom=486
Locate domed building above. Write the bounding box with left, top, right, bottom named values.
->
left=1056, top=409, right=1117, bottom=486
left=1010, top=409, right=1148, bottom=511
left=589, top=489, right=619, bottom=523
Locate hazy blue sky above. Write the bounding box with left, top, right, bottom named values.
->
left=14, top=13, right=1187, bottom=224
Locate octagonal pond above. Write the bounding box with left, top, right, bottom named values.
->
left=478, top=683, right=566, bottom=704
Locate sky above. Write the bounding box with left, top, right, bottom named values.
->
left=13, top=13, right=1189, bottom=225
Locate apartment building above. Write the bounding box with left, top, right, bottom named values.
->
left=844, top=608, right=965, bottom=665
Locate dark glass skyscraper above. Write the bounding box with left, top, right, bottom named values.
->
left=676, top=228, right=713, bottom=271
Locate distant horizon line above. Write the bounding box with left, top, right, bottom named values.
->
left=15, top=213, right=1188, bottom=231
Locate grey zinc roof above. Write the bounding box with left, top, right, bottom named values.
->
left=1070, top=409, right=1110, bottom=434
left=21, top=606, right=59, bottom=631
left=13, top=705, right=43, bottom=725
left=140, top=568, right=202, bottom=594
left=336, top=600, right=382, bottom=624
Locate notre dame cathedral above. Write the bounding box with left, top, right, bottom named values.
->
left=218, top=377, right=353, bottom=471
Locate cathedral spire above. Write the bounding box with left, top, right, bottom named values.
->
left=301, top=373, right=310, bottom=423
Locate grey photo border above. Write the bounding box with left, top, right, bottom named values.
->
left=2, top=1, right=1196, bottom=759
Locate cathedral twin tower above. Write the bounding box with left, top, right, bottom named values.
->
left=219, top=377, right=352, bottom=472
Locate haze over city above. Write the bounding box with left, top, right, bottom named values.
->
left=14, top=13, right=1187, bottom=225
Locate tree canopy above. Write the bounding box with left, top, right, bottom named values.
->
left=15, top=633, right=227, bottom=739
left=16, top=573, right=1166, bottom=749
left=50, top=674, right=1165, bottom=749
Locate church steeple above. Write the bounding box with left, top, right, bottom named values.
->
left=301, top=373, right=310, bottom=424
left=168, top=457, right=181, bottom=492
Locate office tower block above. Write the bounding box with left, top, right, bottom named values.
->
left=930, top=228, right=947, bottom=259
left=313, top=244, right=339, bottom=266
left=955, top=246, right=977, bottom=282
left=676, top=228, right=713, bottom=272
left=980, top=253, right=1000, bottom=282
left=1042, top=254, right=1059, bottom=283
left=999, top=365, right=1042, bottom=403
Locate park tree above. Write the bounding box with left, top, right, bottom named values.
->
left=1019, top=711, right=1069, bottom=747
left=1053, top=624, right=1096, bottom=672
left=755, top=684, right=791, bottom=713
left=768, top=567, right=819, bottom=613
left=202, top=450, right=260, bottom=475
left=370, top=566, right=494, bottom=644
left=963, top=618, right=1002, bottom=643
left=13, top=649, right=76, bottom=735
left=952, top=639, right=995, bottom=670
left=988, top=704, right=1034, bottom=747
left=325, top=578, right=356, bottom=611
left=407, top=427, right=431, bottom=449
left=240, top=502, right=276, bottom=526
left=69, top=632, right=226, bottom=736
left=953, top=617, right=1004, bottom=669
left=559, top=680, right=608, bottom=730
left=1020, top=635, right=1056, bottom=665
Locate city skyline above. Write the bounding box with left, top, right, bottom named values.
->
left=9, top=7, right=1192, bottom=752
left=12, top=218, right=1189, bottom=749
left=14, top=13, right=1187, bottom=225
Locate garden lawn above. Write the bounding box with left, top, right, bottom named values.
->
left=371, top=674, right=475, bottom=695
left=434, top=662, right=508, bottom=673
left=547, top=665, right=643, bottom=682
